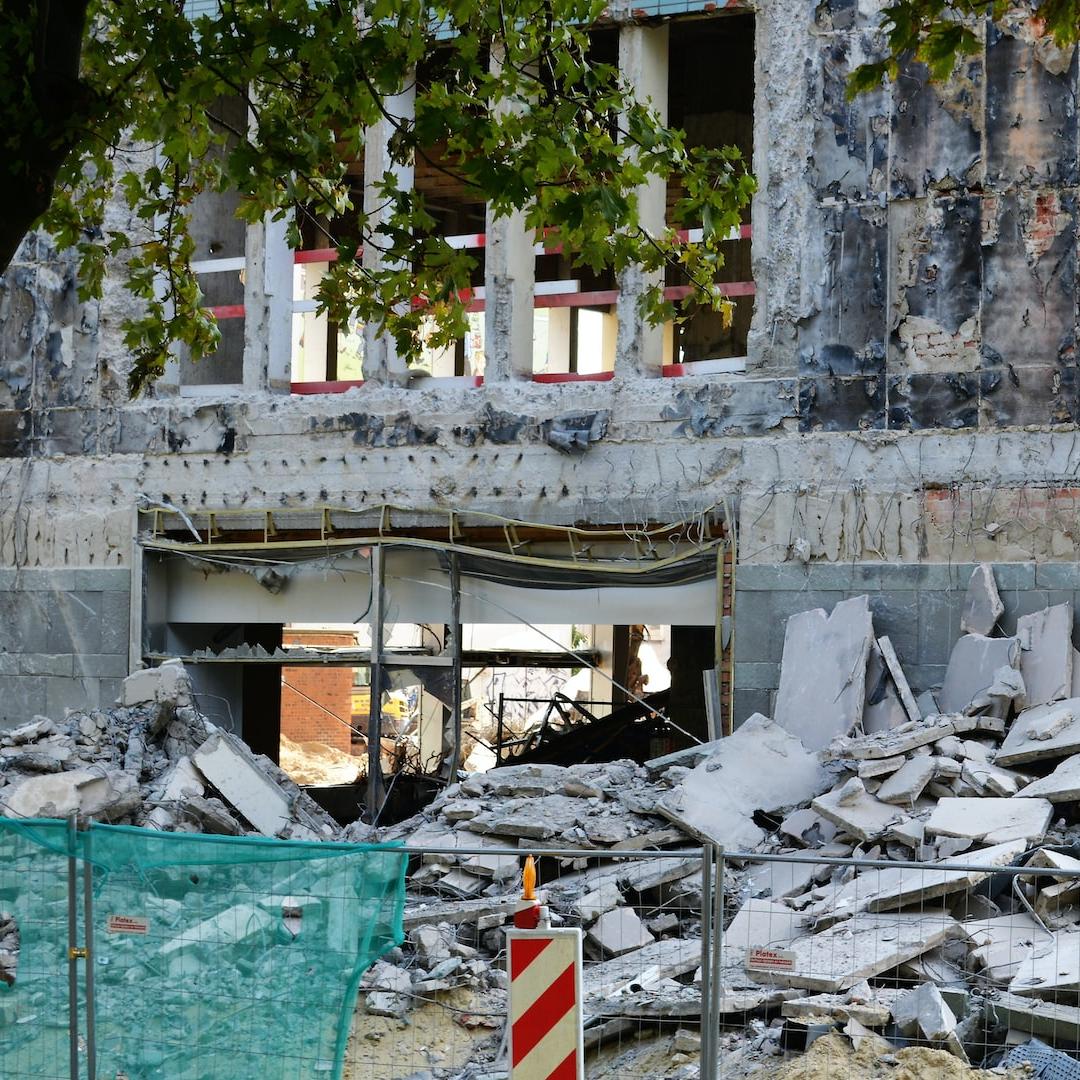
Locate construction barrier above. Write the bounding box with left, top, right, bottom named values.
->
left=507, top=928, right=585, bottom=1080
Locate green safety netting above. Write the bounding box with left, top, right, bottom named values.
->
left=0, top=818, right=407, bottom=1080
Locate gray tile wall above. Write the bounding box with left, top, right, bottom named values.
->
left=0, top=568, right=131, bottom=726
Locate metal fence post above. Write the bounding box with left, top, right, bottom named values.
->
left=66, top=815, right=80, bottom=1080
left=699, top=844, right=714, bottom=1080
left=82, top=823, right=96, bottom=1080
left=709, top=846, right=725, bottom=1077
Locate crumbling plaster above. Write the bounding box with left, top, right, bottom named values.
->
left=1, top=0, right=1080, bottom=572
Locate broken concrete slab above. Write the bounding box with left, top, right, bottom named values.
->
left=857, top=755, right=907, bottom=779
left=966, top=665, right=1026, bottom=718
left=1010, top=929, right=1080, bottom=997
left=1016, top=754, right=1080, bottom=802
left=877, top=756, right=937, bottom=805
left=656, top=713, right=830, bottom=850
left=864, top=639, right=909, bottom=735
left=939, top=635, right=1021, bottom=715
left=967, top=915, right=1054, bottom=984
left=772, top=913, right=965, bottom=993
left=1018, top=603, right=1074, bottom=709
left=925, top=797, right=1053, bottom=845
left=3, top=768, right=140, bottom=821
left=811, top=778, right=905, bottom=843
left=961, top=564, right=1004, bottom=636
left=745, top=859, right=823, bottom=901
left=986, top=990, right=1080, bottom=1043
left=996, top=699, right=1080, bottom=766
left=725, top=900, right=803, bottom=958
left=778, top=808, right=838, bottom=848
left=774, top=596, right=875, bottom=751
left=120, top=660, right=192, bottom=708
left=878, top=636, right=922, bottom=725
left=892, top=982, right=957, bottom=1041
left=583, top=937, right=701, bottom=1000
left=587, top=906, right=655, bottom=957
left=961, top=759, right=1029, bottom=797
left=192, top=731, right=293, bottom=837
left=807, top=840, right=1025, bottom=928
left=830, top=715, right=957, bottom=760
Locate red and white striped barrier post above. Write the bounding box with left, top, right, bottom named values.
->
left=507, top=856, right=584, bottom=1080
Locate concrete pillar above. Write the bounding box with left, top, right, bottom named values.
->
left=243, top=210, right=294, bottom=392
left=615, top=24, right=669, bottom=377
left=484, top=43, right=536, bottom=381
left=362, top=84, right=416, bottom=384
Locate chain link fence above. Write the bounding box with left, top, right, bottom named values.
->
left=6, top=824, right=1080, bottom=1079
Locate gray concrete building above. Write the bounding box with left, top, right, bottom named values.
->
left=2, top=0, right=1080, bottom=809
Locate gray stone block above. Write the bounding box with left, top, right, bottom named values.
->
left=18, top=654, right=74, bottom=677
left=99, top=592, right=131, bottom=655
left=0, top=569, right=16, bottom=590
left=867, top=592, right=920, bottom=664
left=734, top=662, right=781, bottom=690
left=0, top=591, right=49, bottom=653
left=768, top=592, right=845, bottom=655
left=917, top=592, right=963, bottom=666
left=71, top=568, right=131, bottom=593
left=800, top=563, right=883, bottom=590
left=46, top=591, right=102, bottom=654
left=98, top=679, right=123, bottom=707
left=992, top=563, right=1036, bottom=589
left=733, top=689, right=773, bottom=727
left=999, top=590, right=1060, bottom=636
left=734, top=594, right=773, bottom=663
left=1036, top=564, right=1080, bottom=589
left=735, top=564, right=813, bottom=591
left=12, top=569, right=77, bottom=591
left=73, top=654, right=130, bottom=678
left=903, top=664, right=948, bottom=695
left=0, top=652, right=17, bottom=675
left=0, top=676, right=47, bottom=724
left=914, top=565, right=974, bottom=592
left=876, top=564, right=922, bottom=590
left=44, top=676, right=100, bottom=718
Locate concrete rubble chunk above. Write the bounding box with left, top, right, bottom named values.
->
left=774, top=596, right=875, bottom=751
left=1018, top=604, right=1074, bottom=709
left=120, top=660, right=192, bottom=707
left=939, top=635, right=1021, bottom=716
left=656, top=713, right=830, bottom=850
left=967, top=914, right=1053, bottom=983
left=725, top=899, right=802, bottom=958
left=1010, top=930, right=1080, bottom=997
left=811, top=778, right=905, bottom=843
left=967, top=665, right=1026, bottom=717
left=892, top=982, right=957, bottom=1042
left=925, top=797, right=1053, bottom=845
left=996, top=699, right=1080, bottom=766
left=365, top=960, right=413, bottom=1017
left=830, top=715, right=956, bottom=761
left=877, top=636, right=922, bottom=725
left=782, top=991, right=900, bottom=1028
left=583, top=937, right=700, bottom=1001
left=876, top=756, right=937, bottom=805
left=807, top=840, right=1025, bottom=929
left=987, top=990, right=1080, bottom=1043
left=772, top=913, right=966, bottom=993
left=961, top=564, right=1004, bottom=636
left=863, top=640, right=909, bottom=735
left=586, top=906, right=655, bottom=957
left=778, top=808, right=837, bottom=847
left=1016, top=754, right=1080, bottom=802
left=192, top=731, right=293, bottom=837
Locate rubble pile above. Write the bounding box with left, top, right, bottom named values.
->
left=366, top=564, right=1080, bottom=1076
left=0, top=660, right=344, bottom=840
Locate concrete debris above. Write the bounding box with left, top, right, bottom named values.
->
left=774, top=596, right=874, bottom=751
left=1016, top=754, right=1080, bottom=802
left=892, top=981, right=958, bottom=1043
left=961, top=565, right=1004, bottom=637
left=863, top=640, right=909, bottom=735
left=877, top=636, right=922, bottom=725
left=1018, top=604, right=1074, bottom=709
left=926, top=797, right=1053, bottom=845
left=0, top=663, right=345, bottom=842
left=997, top=699, right=1080, bottom=766
left=655, top=714, right=830, bottom=849
left=939, top=635, right=1022, bottom=716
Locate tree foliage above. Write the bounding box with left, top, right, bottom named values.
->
left=1, top=0, right=755, bottom=393
left=849, top=0, right=1080, bottom=93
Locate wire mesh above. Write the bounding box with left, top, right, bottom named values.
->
left=0, top=819, right=407, bottom=1080
left=362, top=845, right=710, bottom=1079
left=711, top=849, right=1080, bottom=1078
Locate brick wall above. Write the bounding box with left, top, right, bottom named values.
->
left=280, top=629, right=359, bottom=755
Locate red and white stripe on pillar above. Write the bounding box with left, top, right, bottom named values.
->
left=507, top=927, right=585, bottom=1080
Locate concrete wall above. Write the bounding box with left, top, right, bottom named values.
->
left=733, top=562, right=1080, bottom=724
left=0, top=3, right=1079, bottom=727
left=0, top=568, right=130, bottom=723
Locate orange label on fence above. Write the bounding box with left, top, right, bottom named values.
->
left=106, top=915, right=149, bottom=935
left=746, top=946, right=796, bottom=973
